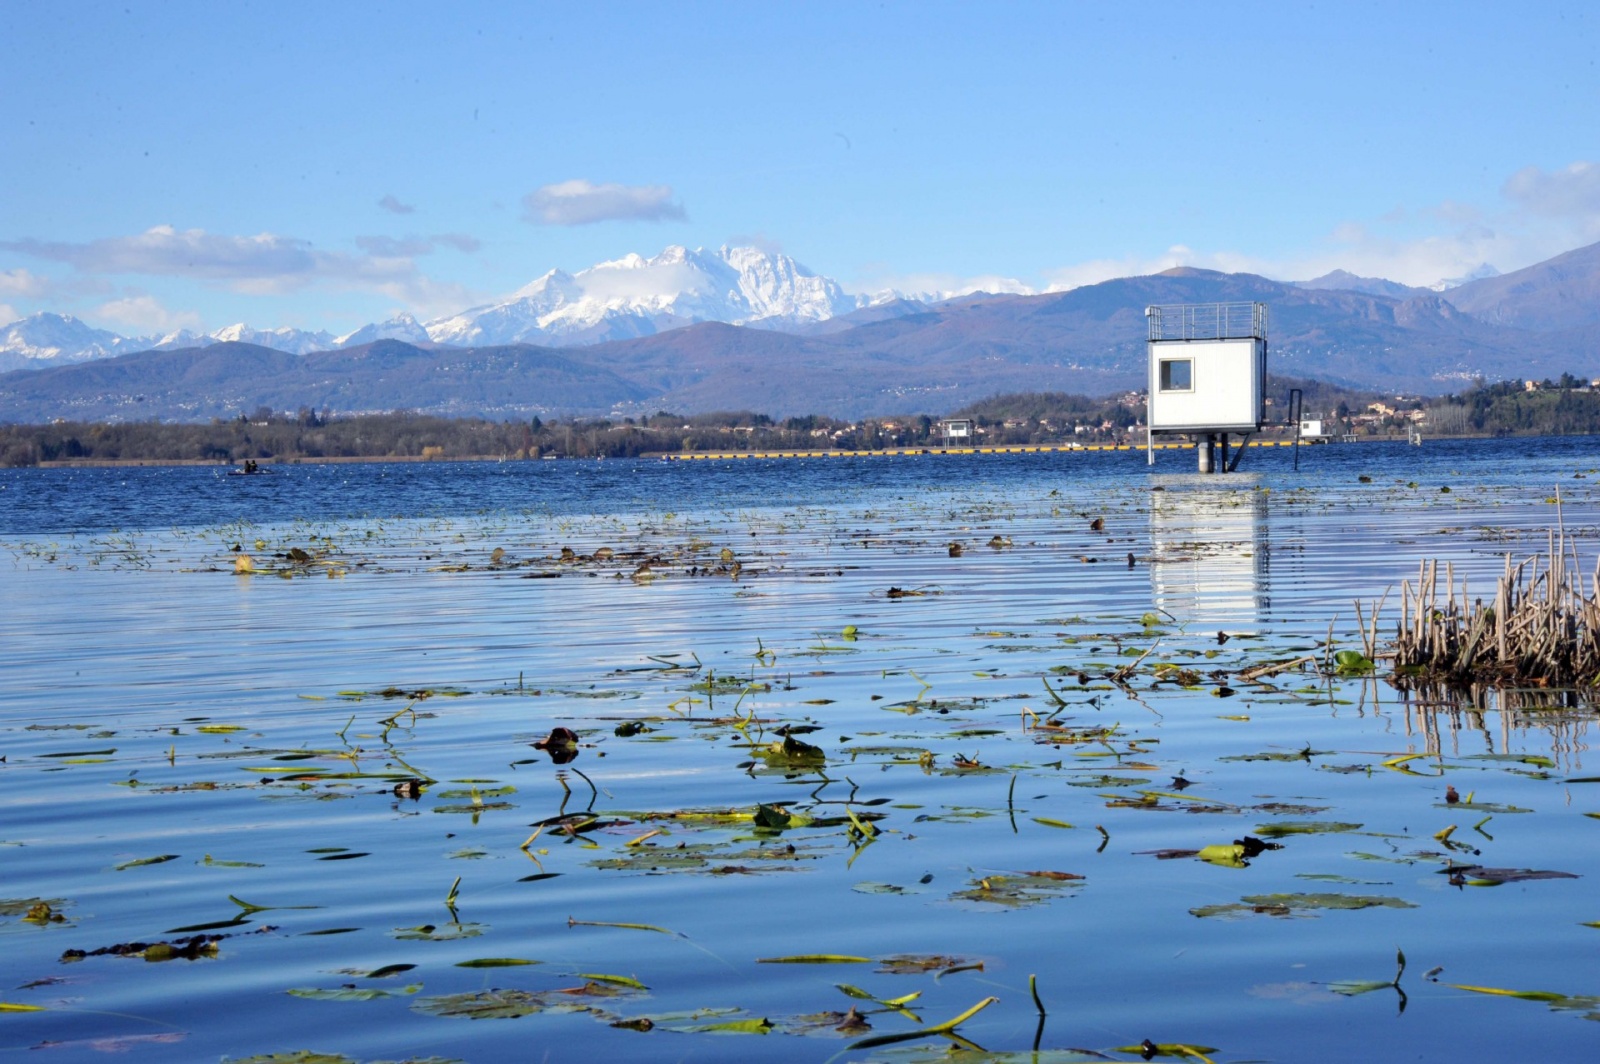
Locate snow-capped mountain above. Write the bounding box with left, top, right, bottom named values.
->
left=0, top=313, right=152, bottom=373
left=1429, top=263, right=1501, bottom=291
left=0, top=246, right=877, bottom=366
left=0, top=315, right=363, bottom=370
left=424, top=245, right=864, bottom=347
left=208, top=322, right=337, bottom=354
left=334, top=313, right=430, bottom=348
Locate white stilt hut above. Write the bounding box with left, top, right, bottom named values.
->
left=1145, top=302, right=1267, bottom=472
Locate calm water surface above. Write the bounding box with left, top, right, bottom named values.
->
left=4, top=439, right=1600, bottom=1062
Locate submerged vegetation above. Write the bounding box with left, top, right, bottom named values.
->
left=4, top=459, right=1600, bottom=1059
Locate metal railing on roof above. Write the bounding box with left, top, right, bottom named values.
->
left=1146, top=302, right=1266, bottom=342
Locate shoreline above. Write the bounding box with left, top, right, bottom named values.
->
left=16, top=434, right=1484, bottom=468
left=24, top=434, right=1492, bottom=469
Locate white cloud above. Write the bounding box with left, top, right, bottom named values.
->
left=95, top=294, right=203, bottom=334
left=0, top=267, right=50, bottom=298
left=0, top=224, right=483, bottom=318
left=378, top=194, right=417, bottom=215
left=1503, top=161, right=1600, bottom=219
left=849, top=270, right=1034, bottom=303
left=523, top=180, right=686, bottom=226
left=1293, top=225, right=1512, bottom=288
left=0, top=303, right=18, bottom=325
left=1030, top=161, right=1600, bottom=294
left=1041, top=246, right=1275, bottom=293
left=3, top=225, right=319, bottom=283
left=726, top=233, right=785, bottom=255
left=372, top=274, right=482, bottom=320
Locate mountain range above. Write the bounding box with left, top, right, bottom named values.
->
left=0, top=246, right=873, bottom=373
left=2, top=241, right=1599, bottom=421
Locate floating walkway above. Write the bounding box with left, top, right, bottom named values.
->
left=658, top=440, right=1317, bottom=461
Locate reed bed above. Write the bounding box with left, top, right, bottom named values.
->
left=1385, top=498, right=1600, bottom=688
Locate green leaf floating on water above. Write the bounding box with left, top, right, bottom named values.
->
left=1220, top=748, right=1333, bottom=763
left=951, top=871, right=1085, bottom=908
left=1110, top=1043, right=1219, bottom=1060
left=1333, top=650, right=1375, bottom=674
left=752, top=803, right=792, bottom=829
left=287, top=985, right=420, bottom=1001
left=682, top=1017, right=774, bottom=1034
left=114, top=854, right=180, bottom=871
left=1468, top=753, right=1557, bottom=769
left=1330, top=979, right=1399, bottom=996
left=1197, top=844, right=1249, bottom=867
left=760, top=735, right=827, bottom=769
left=414, top=980, right=640, bottom=1020
left=577, top=973, right=648, bottom=989
left=201, top=855, right=265, bottom=868
left=1254, top=821, right=1363, bottom=838
left=1066, top=775, right=1151, bottom=788
left=1191, top=893, right=1417, bottom=919
left=1451, top=983, right=1600, bottom=1020
left=392, top=923, right=484, bottom=941
left=455, top=958, right=540, bottom=968
left=758, top=954, right=871, bottom=964
left=435, top=785, right=516, bottom=799
left=412, top=988, right=546, bottom=1019
left=220, top=1053, right=358, bottom=1064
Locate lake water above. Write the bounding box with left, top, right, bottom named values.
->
left=4, top=438, right=1600, bottom=1063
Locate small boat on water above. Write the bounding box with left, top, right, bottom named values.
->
left=228, top=460, right=273, bottom=476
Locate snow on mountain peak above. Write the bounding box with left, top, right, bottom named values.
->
left=423, top=244, right=864, bottom=347
left=1429, top=263, right=1502, bottom=292
left=5, top=245, right=867, bottom=365
left=0, top=312, right=133, bottom=369
left=207, top=322, right=336, bottom=354
left=334, top=312, right=430, bottom=348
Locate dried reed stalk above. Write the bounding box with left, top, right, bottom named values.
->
left=1381, top=490, right=1600, bottom=688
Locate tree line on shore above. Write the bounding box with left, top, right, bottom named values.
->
left=1, top=375, right=1595, bottom=466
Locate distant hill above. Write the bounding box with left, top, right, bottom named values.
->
left=3, top=258, right=1597, bottom=422
left=1440, top=241, right=1600, bottom=331
left=0, top=340, right=652, bottom=422
left=1295, top=270, right=1431, bottom=301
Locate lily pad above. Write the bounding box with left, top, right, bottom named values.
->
left=1254, top=821, right=1363, bottom=838
left=1191, top=893, right=1417, bottom=919
left=287, top=985, right=418, bottom=1001
left=1443, top=866, right=1580, bottom=885
left=951, top=871, right=1084, bottom=908
left=392, top=923, right=484, bottom=941
left=411, top=988, right=546, bottom=1019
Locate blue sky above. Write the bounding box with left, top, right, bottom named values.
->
left=2, top=0, right=1597, bottom=335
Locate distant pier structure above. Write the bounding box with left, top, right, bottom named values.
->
left=1144, top=301, right=1268, bottom=472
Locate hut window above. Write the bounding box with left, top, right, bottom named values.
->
left=1159, top=358, right=1193, bottom=391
